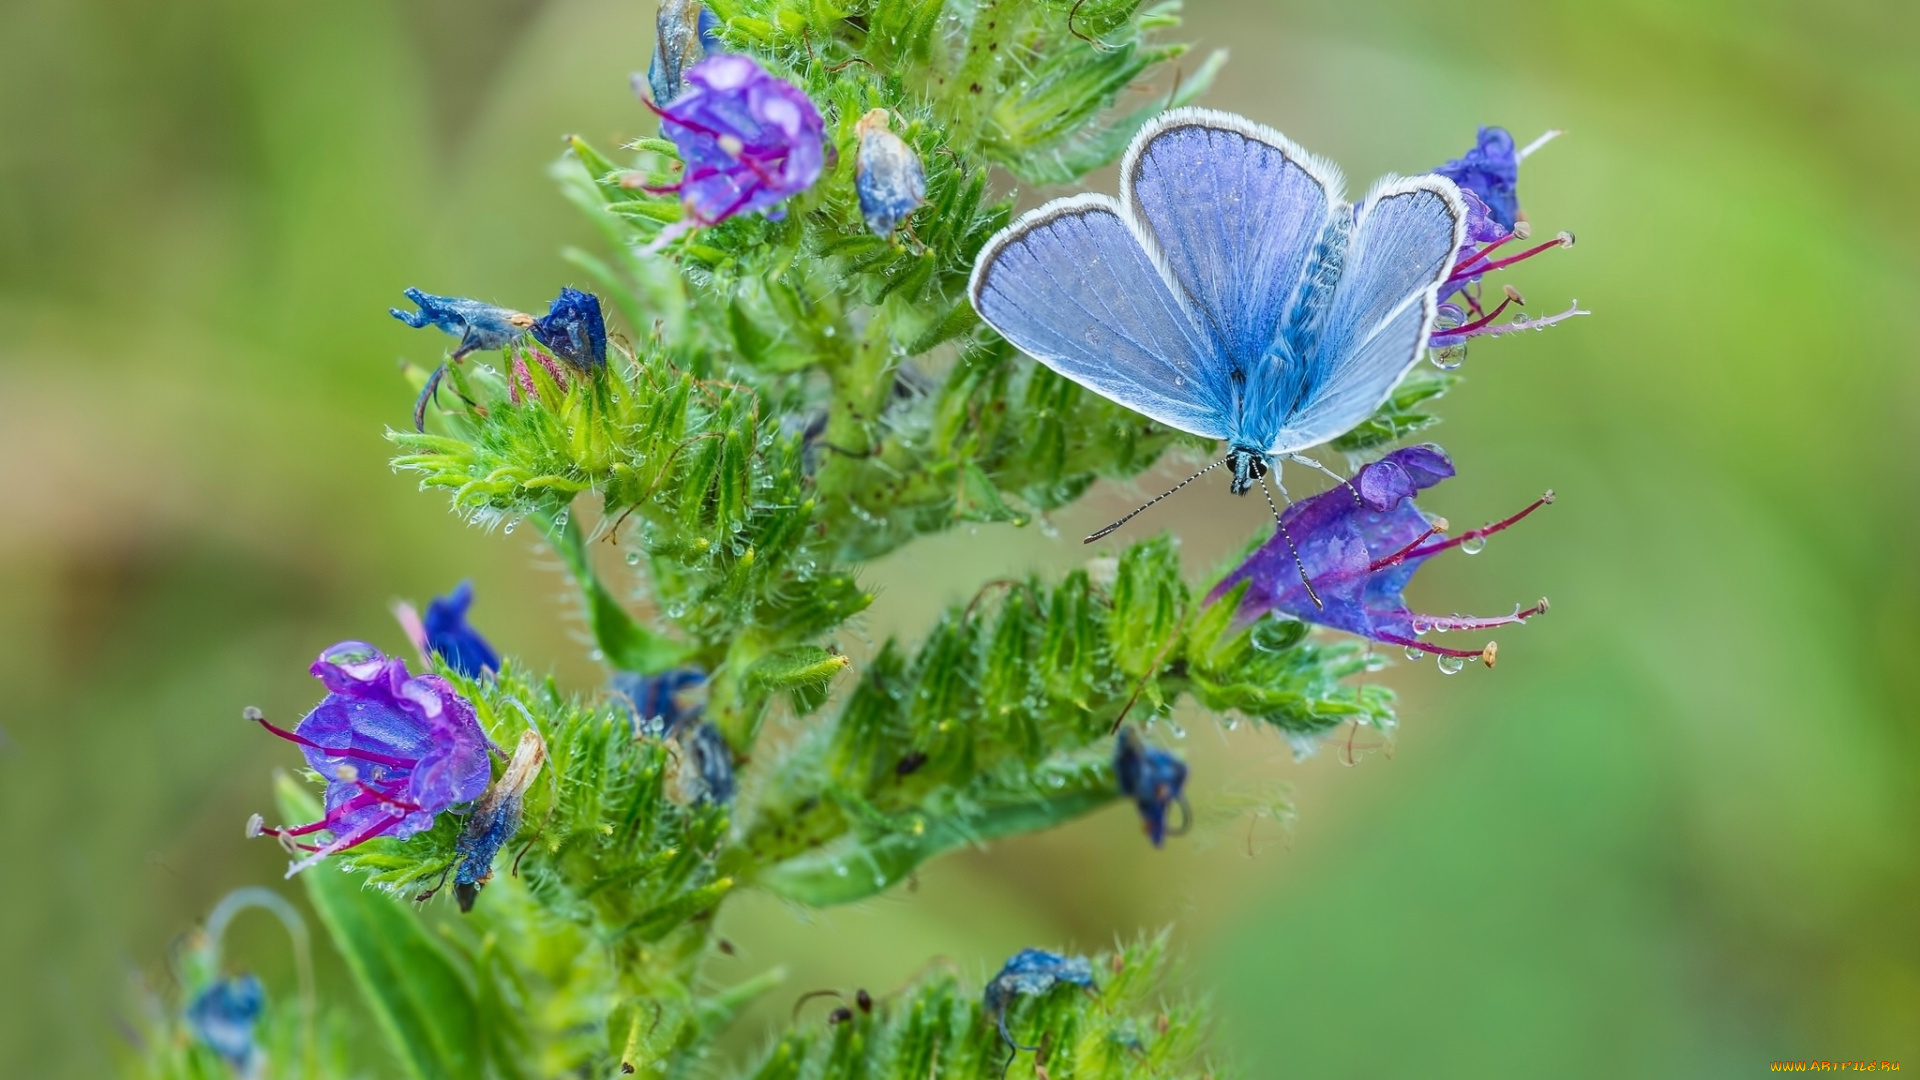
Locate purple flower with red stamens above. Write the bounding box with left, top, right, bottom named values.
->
left=644, top=55, right=824, bottom=231
left=1206, top=446, right=1551, bottom=671
left=1427, top=127, right=1586, bottom=350
left=247, top=642, right=493, bottom=874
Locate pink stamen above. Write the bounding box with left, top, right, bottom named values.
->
left=258, top=820, right=331, bottom=839
left=1374, top=631, right=1486, bottom=660
left=251, top=714, right=416, bottom=771
left=1448, top=235, right=1567, bottom=285
left=352, top=781, right=422, bottom=815
left=1437, top=296, right=1514, bottom=339
left=1449, top=233, right=1515, bottom=279
left=1367, top=522, right=1449, bottom=573
left=1403, top=492, right=1554, bottom=562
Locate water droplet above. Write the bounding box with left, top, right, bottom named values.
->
left=626, top=551, right=641, bottom=565
left=1436, top=654, right=1466, bottom=675
left=667, top=602, right=688, bottom=618
left=1460, top=535, right=1486, bottom=555
left=554, top=509, right=570, bottom=530
left=1167, top=723, right=1186, bottom=739
left=833, top=863, right=849, bottom=877
left=503, top=520, right=517, bottom=535
left=1403, top=645, right=1425, bottom=662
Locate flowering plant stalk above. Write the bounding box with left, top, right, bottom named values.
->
left=124, top=1, right=1576, bottom=1078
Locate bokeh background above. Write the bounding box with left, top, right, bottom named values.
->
left=4, top=0, right=1918, bottom=1074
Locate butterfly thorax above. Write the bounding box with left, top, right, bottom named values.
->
left=1227, top=210, right=1352, bottom=455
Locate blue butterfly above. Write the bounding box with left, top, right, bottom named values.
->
left=969, top=108, right=1467, bottom=543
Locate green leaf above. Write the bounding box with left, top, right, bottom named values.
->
left=998, top=47, right=1227, bottom=185
left=538, top=507, right=693, bottom=674
left=954, top=462, right=1030, bottom=525
left=756, top=757, right=1116, bottom=906
left=746, top=646, right=850, bottom=691
left=274, top=774, right=487, bottom=1080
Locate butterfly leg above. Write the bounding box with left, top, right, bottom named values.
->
left=1255, top=472, right=1324, bottom=610
left=1287, top=453, right=1362, bottom=505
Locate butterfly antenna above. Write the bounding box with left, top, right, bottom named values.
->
left=1288, top=452, right=1362, bottom=506
left=1257, top=472, right=1324, bottom=609
left=1084, top=459, right=1225, bottom=543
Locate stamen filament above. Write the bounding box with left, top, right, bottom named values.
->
left=1410, top=599, right=1549, bottom=633
left=1449, top=233, right=1515, bottom=278
left=249, top=714, right=417, bottom=771
left=1367, top=519, right=1450, bottom=573
left=1448, top=235, right=1567, bottom=284
left=1403, top=492, right=1554, bottom=561
left=1374, top=631, right=1486, bottom=661
left=1437, top=296, right=1514, bottom=338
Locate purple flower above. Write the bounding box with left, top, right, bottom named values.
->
left=983, top=949, right=1095, bottom=1058
left=1426, top=127, right=1587, bottom=349
left=185, top=975, right=264, bottom=1076
left=647, top=55, right=825, bottom=228
left=1206, top=446, right=1551, bottom=671
left=396, top=580, right=500, bottom=679
left=530, top=287, right=608, bottom=372
left=389, top=288, right=534, bottom=359
left=454, top=729, right=546, bottom=912
left=854, top=109, right=926, bottom=237
left=1114, top=727, right=1187, bottom=847
left=609, top=667, right=707, bottom=739
left=646, top=0, right=725, bottom=105
left=1435, top=126, right=1524, bottom=232
left=248, top=642, right=493, bottom=874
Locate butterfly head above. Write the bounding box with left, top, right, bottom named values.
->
left=1226, top=446, right=1269, bottom=496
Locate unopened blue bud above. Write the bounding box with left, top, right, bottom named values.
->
left=854, top=110, right=927, bottom=237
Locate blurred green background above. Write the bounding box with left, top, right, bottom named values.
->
left=4, top=0, right=1918, bottom=1074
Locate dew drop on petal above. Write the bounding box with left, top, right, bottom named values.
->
left=1403, top=645, right=1425, bottom=662
left=1436, top=654, right=1466, bottom=675
left=1460, top=535, right=1486, bottom=555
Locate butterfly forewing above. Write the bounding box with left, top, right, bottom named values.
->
left=968, top=193, right=1230, bottom=438
left=1120, top=109, right=1342, bottom=375
left=1268, top=177, right=1466, bottom=454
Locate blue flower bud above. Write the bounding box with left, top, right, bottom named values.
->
left=1113, top=727, right=1188, bottom=846
left=854, top=109, right=927, bottom=237
left=647, top=0, right=725, bottom=105
left=530, top=287, right=608, bottom=372
left=983, top=948, right=1095, bottom=1060
left=185, top=974, right=265, bottom=1075
left=389, top=288, right=534, bottom=359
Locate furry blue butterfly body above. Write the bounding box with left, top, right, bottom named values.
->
left=969, top=109, right=1467, bottom=496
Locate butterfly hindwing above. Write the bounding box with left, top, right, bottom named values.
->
left=1269, top=176, right=1466, bottom=454
left=1120, top=109, right=1343, bottom=372
left=968, top=194, right=1230, bottom=438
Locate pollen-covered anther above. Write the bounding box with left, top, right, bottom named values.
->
left=1538, top=596, right=1551, bottom=613
left=244, top=813, right=265, bottom=839
left=1481, top=642, right=1499, bottom=668
left=1513, top=219, right=1533, bottom=240
left=1502, top=283, right=1526, bottom=305
left=1557, top=230, right=1576, bottom=247
left=242, top=705, right=263, bottom=722
left=1542, top=489, right=1557, bottom=504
